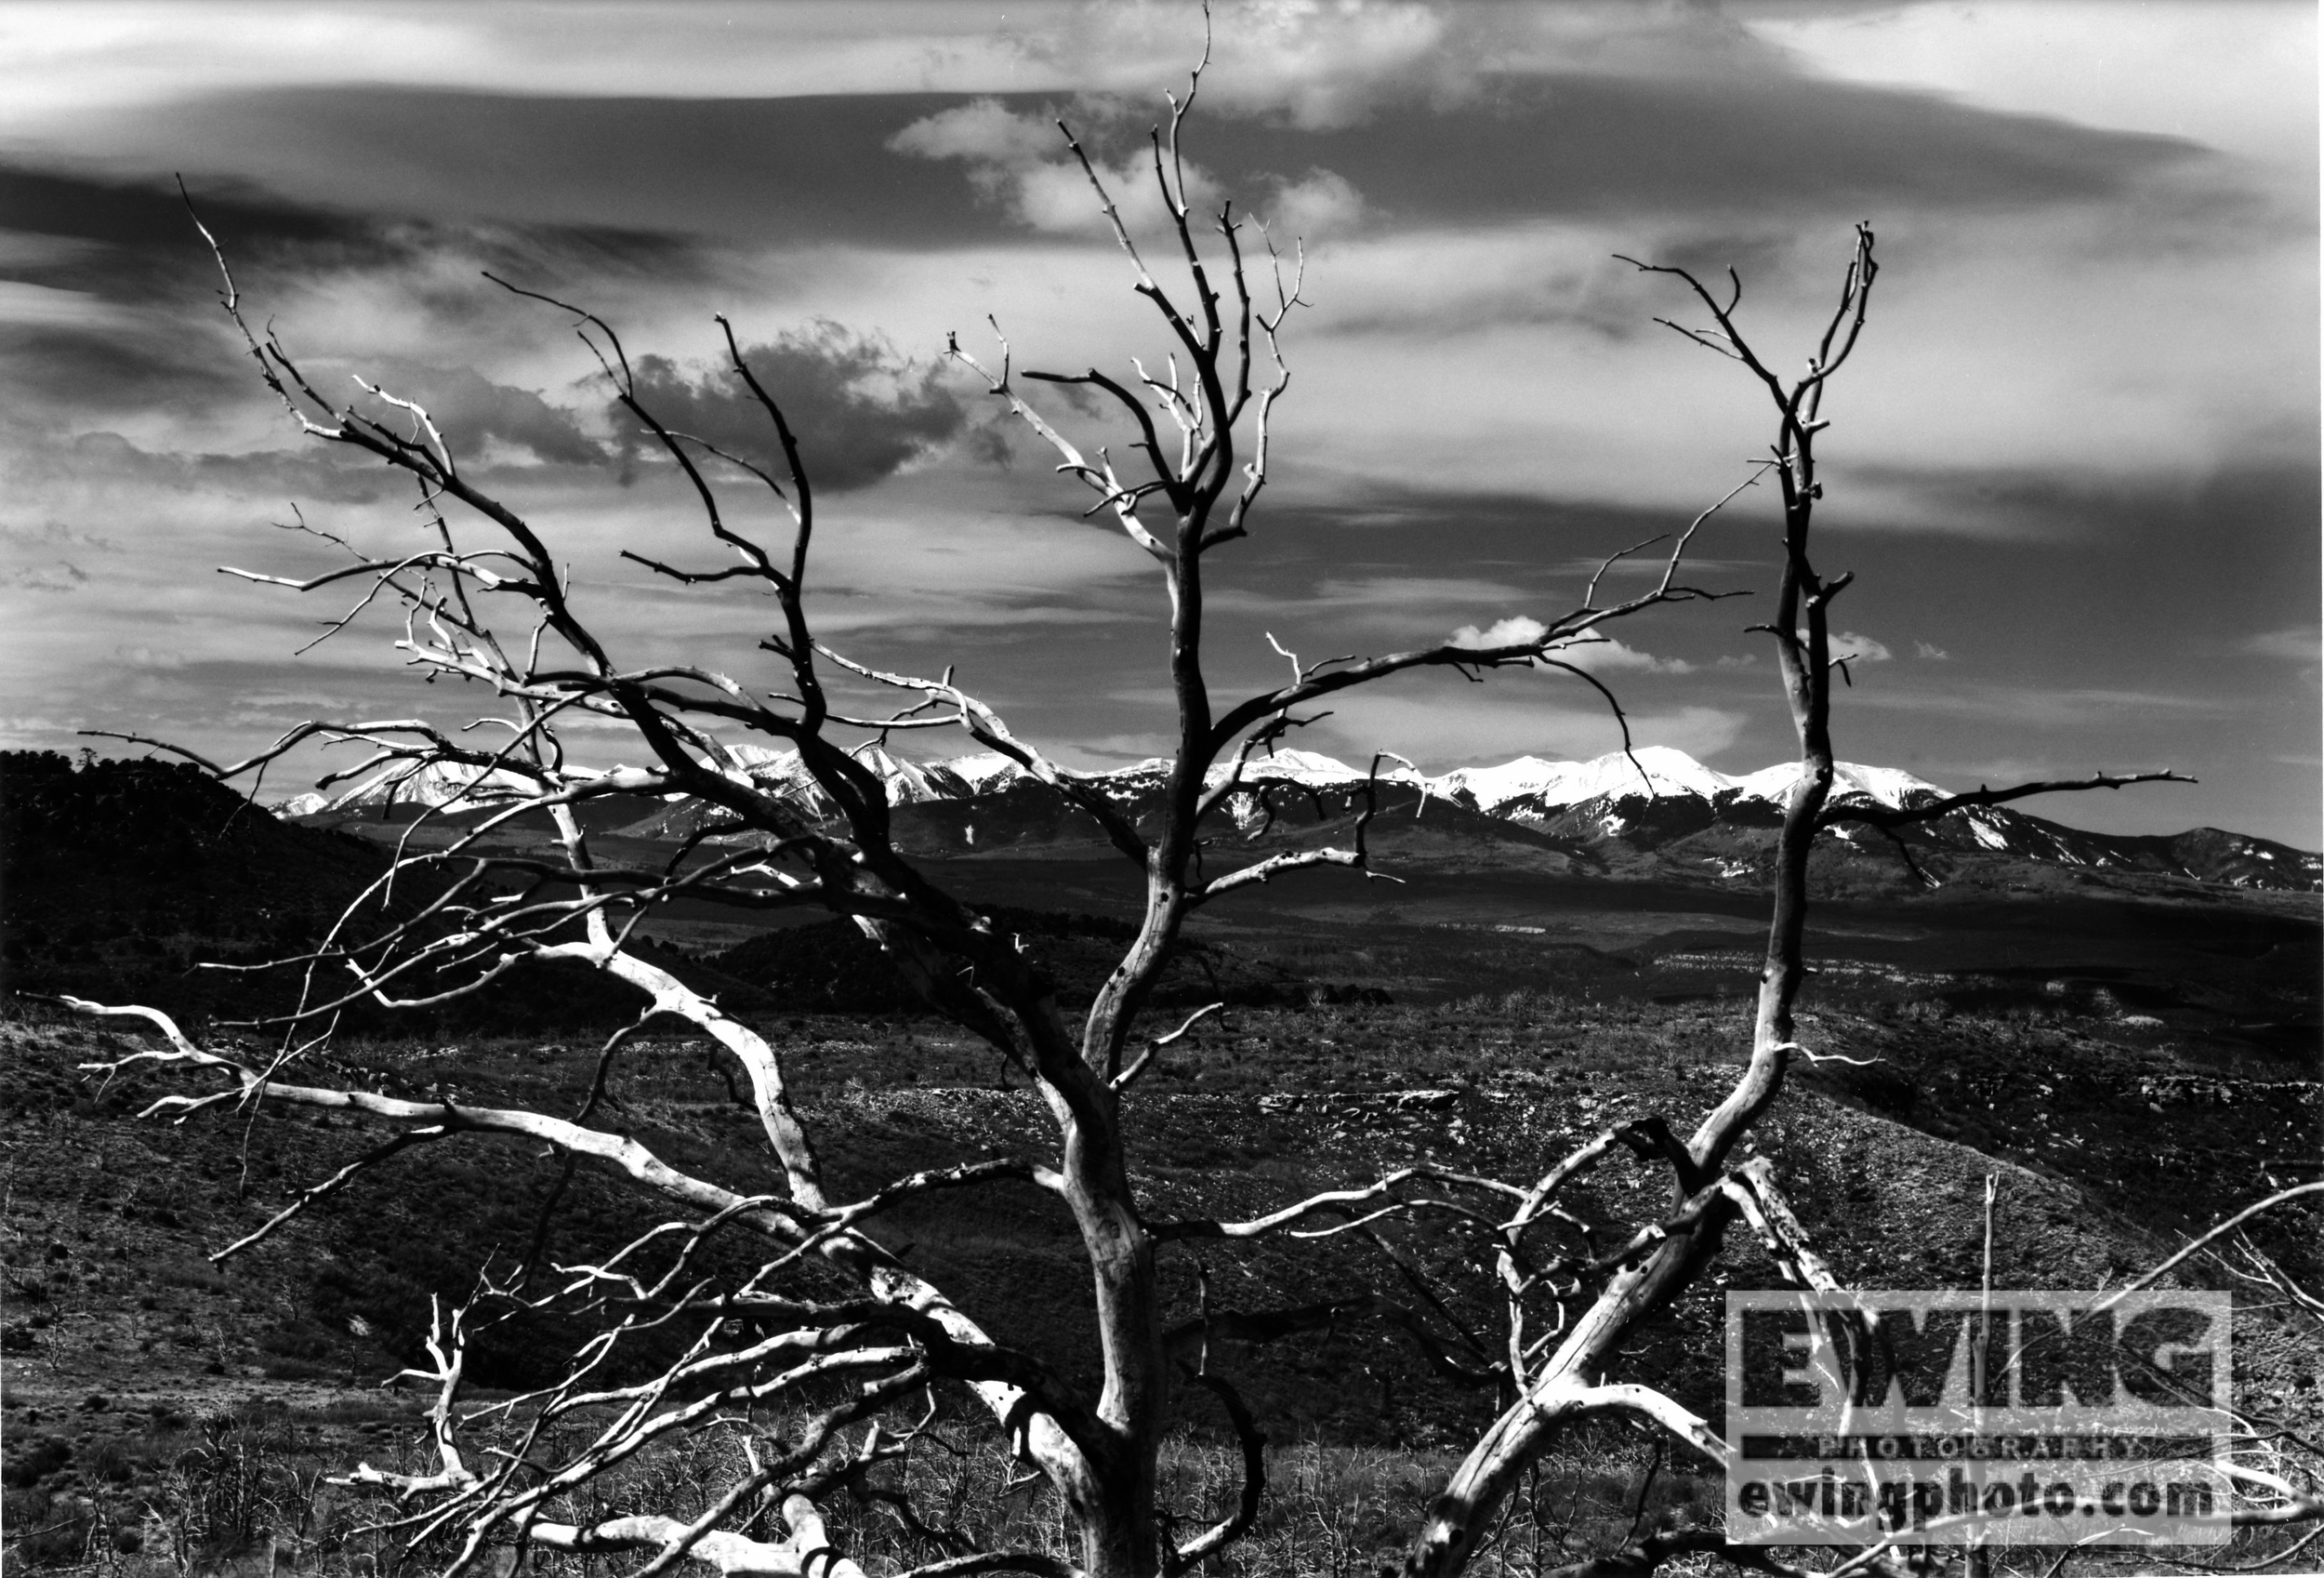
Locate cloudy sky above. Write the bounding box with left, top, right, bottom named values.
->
left=1, top=1, right=2315, bottom=843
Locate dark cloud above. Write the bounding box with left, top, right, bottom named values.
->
left=614, top=325, right=968, bottom=493
left=0, top=164, right=727, bottom=434
left=100, top=89, right=1015, bottom=250
left=0, top=164, right=423, bottom=321
left=0, top=162, right=717, bottom=318
left=345, top=360, right=605, bottom=468
left=0, top=168, right=394, bottom=428
left=0, top=165, right=374, bottom=253
left=46, top=65, right=2225, bottom=261
left=1201, top=73, right=2217, bottom=224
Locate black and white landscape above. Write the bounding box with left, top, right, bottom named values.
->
left=0, top=5, right=2316, bottom=1577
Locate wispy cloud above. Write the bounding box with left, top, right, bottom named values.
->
left=7, top=560, right=88, bottom=592
left=0, top=279, right=134, bottom=329
left=2244, top=628, right=2318, bottom=663
left=1560, top=638, right=1695, bottom=676
left=8, top=430, right=403, bottom=505
left=2, top=521, right=122, bottom=554
left=0, top=714, right=84, bottom=746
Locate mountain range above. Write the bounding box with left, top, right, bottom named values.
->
left=278, top=744, right=2320, bottom=893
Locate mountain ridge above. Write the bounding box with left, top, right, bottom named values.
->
left=275, top=744, right=2318, bottom=891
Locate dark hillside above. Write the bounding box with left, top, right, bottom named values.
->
left=3, top=751, right=388, bottom=954
left=2, top=751, right=394, bottom=1021
left=0, top=752, right=751, bottom=1035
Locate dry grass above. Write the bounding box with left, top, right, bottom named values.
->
left=7, top=1410, right=1706, bottom=1577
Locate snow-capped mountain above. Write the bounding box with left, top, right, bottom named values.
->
left=276, top=760, right=552, bottom=818
left=1428, top=747, right=1946, bottom=821
left=1230, top=747, right=1410, bottom=787
left=1424, top=749, right=2316, bottom=891
left=947, top=752, right=1031, bottom=793
left=1729, top=761, right=1947, bottom=812
left=721, top=743, right=1016, bottom=808
left=275, top=740, right=2318, bottom=891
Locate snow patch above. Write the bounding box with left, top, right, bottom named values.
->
left=947, top=752, right=1027, bottom=792
left=1232, top=748, right=1366, bottom=786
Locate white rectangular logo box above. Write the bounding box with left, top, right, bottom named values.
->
left=1723, top=1291, right=2232, bottom=1546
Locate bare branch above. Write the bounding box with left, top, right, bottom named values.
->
left=1820, top=770, right=2197, bottom=832
left=2097, top=1182, right=2324, bottom=1310
left=210, top=1127, right=446, bottom=1264
left=1167, top=1368, right=1264, bottom=1573
left=1112, top=1001, right=1225, bottom=1091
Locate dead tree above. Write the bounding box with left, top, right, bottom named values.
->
left=64, top=60, right=1752, bottom=1578
left=1068, top=221, right=2212, bottom=1578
